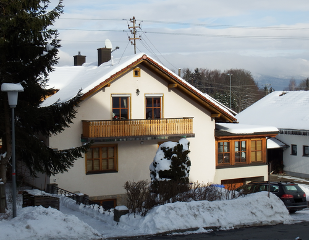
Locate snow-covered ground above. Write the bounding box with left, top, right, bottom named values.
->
left=1, top=183, right=309, bottom=240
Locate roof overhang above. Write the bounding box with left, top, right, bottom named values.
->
left=79, top=54, right=236, bottom=123
left=215, top=123, right=279, bottom=139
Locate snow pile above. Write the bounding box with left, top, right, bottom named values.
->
left=0, top=206, right=101, bottom=240
left=0, top=185, right=302, bottom=239
left=119, top=192, right=292, bottom=235
left=61, top=196, right=115, bottom=222
left=25, top=189, right=52, bottom=196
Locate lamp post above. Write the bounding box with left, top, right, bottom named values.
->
left=1, top=83, right=24, bottom=218
left=227, top=73, right=233, bottom=109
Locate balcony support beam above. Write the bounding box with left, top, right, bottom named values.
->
left=81, top=133, right=195, bottom=143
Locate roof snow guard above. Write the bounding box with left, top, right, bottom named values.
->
left=279, top=128, right=309, bottom=136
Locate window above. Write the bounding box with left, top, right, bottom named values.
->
left=303, top=146, right=309, bottom=157
left=146, top=97, right=161, bottom=119
left=216, top=138, right=266, bottom=166
left=92, top=199, right=116, bottom=210
left=133, top=67, right=140, bottom=77
left=86, top=145, right=118, bottom=174
left=291, top=144, right=297, bottom=155
left=235, top=141, right=246, bottom=163
left=251, top=140, right=262, bottom=162
left=112, top=96, right=129, bottom=120
left=218, top=142, right=230, bottom=164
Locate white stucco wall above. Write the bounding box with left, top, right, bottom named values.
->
left=214, top=165, right=268, bottom=183
left=277, top=133, right=309, bottom=177
left=48, top=66, right=216, bottom=197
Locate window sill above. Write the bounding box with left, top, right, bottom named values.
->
left=86, top=170, right=118, bottom=175
left=216, top=162, right=267, bottom=169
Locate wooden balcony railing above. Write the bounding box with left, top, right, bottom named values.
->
left=82, top=118, right=194, bottom=139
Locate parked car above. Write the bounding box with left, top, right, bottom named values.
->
left=237, top=181, right=307, bottom=213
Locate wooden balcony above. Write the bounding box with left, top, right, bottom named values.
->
left=81, top=118, right=194, bottom=142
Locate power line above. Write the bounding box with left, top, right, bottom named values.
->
left=140, top=31, right=177, bottom=70
left=57, top=28, right=309, bottom=40
left=60, top=17, right=309, bottom=31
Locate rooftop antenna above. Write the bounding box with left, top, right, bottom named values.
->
left=112, top=46, right=119, bottom=53
left=105, top=39, right=112, bottom=49
left=105, top=39, right=119, bottom=53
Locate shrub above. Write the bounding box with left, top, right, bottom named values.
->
left=124, top=180, right=149, bottom=216
left=149, top=139, right=191, bottom=184
left=124, top=180, right=240, bottom=216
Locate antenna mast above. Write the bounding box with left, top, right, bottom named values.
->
left=128, top=16, right=141, bottom=54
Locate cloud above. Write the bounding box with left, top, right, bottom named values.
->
left=52, top=0, right=309, bottom=80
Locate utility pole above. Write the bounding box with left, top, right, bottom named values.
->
left=128, top=16, right=141, bottom=54
left=227, top=73, right=233, bottom=109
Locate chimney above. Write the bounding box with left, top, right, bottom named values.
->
left=73, top=51, right=86, bottom=66
left=178, top=68, right=182, bottom=77
left=97, top=48, right=111, bottom=66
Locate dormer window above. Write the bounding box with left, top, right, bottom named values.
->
left=133, top=68, right=140, bottom=77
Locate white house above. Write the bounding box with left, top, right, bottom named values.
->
left=237, top=91, right=309, bottom=178
left=28, top=49, right=277, bottom=206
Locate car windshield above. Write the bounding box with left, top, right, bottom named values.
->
left=283, top=184, right=303, bottom=194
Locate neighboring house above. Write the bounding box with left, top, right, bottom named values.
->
left=236, top=91, right=309, bottom=178
left=27, top=48, right=276, bottom=206
left=214, top=123, right=278, bottom=189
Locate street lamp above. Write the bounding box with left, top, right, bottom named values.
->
left=227, top=73, right=233, bottom=109
left=1, top=83, right=24, bottom=218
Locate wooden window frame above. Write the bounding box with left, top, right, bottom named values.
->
left=250, top=139, right=263, bottom=163
left=291, top=144, right=297, bottom=156
left=86, top=144, right=118, bottom=174
left=216, top=138, right=266, bottom=166
left=112, top=95, right=130, bottom=120
left=133, top=67, right=141, bottom=77
left=234, top=140, right=247, bottom=164
left=145, top=96, right=162, bottom=119
left=217, top=141, right=231, bottom=165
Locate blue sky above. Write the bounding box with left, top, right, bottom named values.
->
left=52, top=0, right=309, bottom=87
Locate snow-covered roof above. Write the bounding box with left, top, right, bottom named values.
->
left=41, top=53, right=236, bottom=122
left=236, top=91, right=309, bottom=130
left=267, top=137, right=289, bottom=149
left=216, top=123, right=278, bottom=134
left=42, top=54, right=146, bottom=107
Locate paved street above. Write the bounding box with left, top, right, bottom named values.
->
left=123, top=222, right=309, bottom=240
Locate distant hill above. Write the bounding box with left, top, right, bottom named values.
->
left=253, top=74, right=303, bottom=91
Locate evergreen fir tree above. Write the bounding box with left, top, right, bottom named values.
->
left=150, top=139, right=191, bottom=184
left=0, top=0, right=90, bottom=208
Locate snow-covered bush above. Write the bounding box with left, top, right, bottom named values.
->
left=149, top=138, right=191, bottom=184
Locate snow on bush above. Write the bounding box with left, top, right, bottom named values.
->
left=149, top=138, right=191, bottom=183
